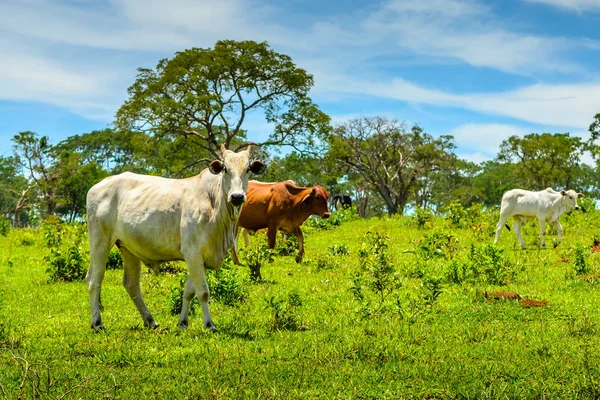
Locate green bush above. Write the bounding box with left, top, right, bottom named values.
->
left=207, top=266, right=249, bottom=306
left=445, top=243, right=518, bottom=285
left=444, top=201, right=483, bottom=228
left=20, top=232, right=36, bottom=246
left=0, top=215, right=9, bottom=236
left=241, top=239, right=273, bottom=282
left=275, top=233, right=299, bottom=256
left=573, top=245, right=591, bottom=276
left=413, top=230, right=459, bottom=260
left=44, top=221, right=87, bottom=283
left=327, top=244, right=350, bottom=256
left=412, top=207, right=434, bottom=228
left=106, top=248, right=123, bottom=270
left=578, top=197, right=596, bottom=213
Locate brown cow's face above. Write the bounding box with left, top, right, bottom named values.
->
left=209, top=145, right=266, bottom=207
left=561, top=189, right=584, bottom=211
left=301, top=186, right=331, bottom=218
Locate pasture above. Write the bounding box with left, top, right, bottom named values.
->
left=2, top=207, right=600, bottom=399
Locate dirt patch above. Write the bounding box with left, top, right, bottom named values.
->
left=579, top=274, right=600, bottom=281
left=519, top=298, right=549, bottom=308
left=484, top=291, right=522, bottom=301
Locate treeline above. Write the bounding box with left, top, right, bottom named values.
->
left=1, top=39, right=600, bottom=225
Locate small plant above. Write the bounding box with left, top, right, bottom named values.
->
left=445, top=201, right=483, bottom=228
left=327, top=244, right=350, bottom=256
left=574, top=245, right=591, bottom=276
left=264, top=291, right=306, bottom=331
left=105, top=247, right=123, bottom=270
left=412, top=230, right=459, bottom=260
left=353, top=231, right=402, bottom=310
left=44, top=221, right=88, bottom=283
left=412, top=206, right=433, bottom=228
left=241, top=240, right=273, bottom=282
left=276, top=233, right=299, bottom=256
left=20, top=232, right=36, bottom=246
left=0, top=215, right=10, bottom=236
left=316, top=256, right=339, bottom=271
left=421, top=276, right=444, bottom=307
left=206, top=266, right=249, bottom=306
left=445, top=243, right=518, bottom=285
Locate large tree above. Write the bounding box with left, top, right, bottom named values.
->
left=330, top=117, right=455, bottom=215
left=497, top=133, right=585, bottom=190
left=115, top=40, right=331, bottom=158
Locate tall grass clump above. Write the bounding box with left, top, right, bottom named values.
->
left=445, top=243, right=518, bottom=285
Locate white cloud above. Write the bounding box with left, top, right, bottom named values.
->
left=450, top=124, right=531, bottom=157
left=524, top=0, right=600, bottom=12
left=456, top=151, right=489, bottom=164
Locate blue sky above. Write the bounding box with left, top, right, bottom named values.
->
left=1, top=0, right=600, bottom=163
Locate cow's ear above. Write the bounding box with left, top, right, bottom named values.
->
left=249, top=160, right=266, bottom=175
left=300, top=192, right=313, bottom=211
left=561, top=190, right=567, bottom=196
left=578, top=193, right=585, bottom=198
left=209, top=160, right=224, bottom=175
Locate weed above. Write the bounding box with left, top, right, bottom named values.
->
left=327, top=243, right=350, bottom=256
left=446, top=243, right=518, bottom=285
left=275, top=233, right=299, bottom=256
left=421, top=276, right=443, bottom=307
left=264, top=291, right=306, bottom=331
left=241, top=240, right=273, bottom=282
left=316, top=256, right=339, bottom=271
left=412, top=206, right=434, bottom=228
left=412, top=230, right=458, bottom=260
left=206, top=266, right=249, bottom=306
left=444, top=201, right=483, bottom=229
left=574, top=245, right=591, bottom=276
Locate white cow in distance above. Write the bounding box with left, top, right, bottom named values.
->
left=85, top=145, right=266, bottom=331
left=494, top=188, right=584, bottom=249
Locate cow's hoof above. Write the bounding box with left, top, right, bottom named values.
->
left=177, top=319, right=188, bottom=329
left=91, top=321, right=105, bottom=331
left=144, top=320, right=159, bottom=329
left=205, top=322, right=217, bottom=332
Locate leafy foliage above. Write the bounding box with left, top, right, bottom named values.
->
left=264, top=291, right=306, bottom=331
left=42, top=219, right=87, bottom=283
left=106, top=248, right=123, bottom=270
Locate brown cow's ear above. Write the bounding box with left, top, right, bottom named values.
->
left=300, top=193, right=313, bottom=211
left=249, top=160, right=266, bottom=175
left=561, top=190, right=567, bottom=196
left=578, top=193, right=585, bottom=198
left=209, top=160, right=224, bottom=174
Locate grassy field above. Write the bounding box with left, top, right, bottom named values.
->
left=2, top=208, right=600, bottom=399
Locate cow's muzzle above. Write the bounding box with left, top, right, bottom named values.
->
left=230, top=193, right=246, bottom=207
left=322, top=212, right=331, bottom=219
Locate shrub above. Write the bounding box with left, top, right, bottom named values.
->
left=445, top=243, right=518, bottom=285
left=445, top=201, right=483, bottom=228
left=573, top=245, right=591, bottom=276
left=412, top=207, right=433, bottom=228
left=316, top=256, right=339, bottom=271
left=264, top=291, right=306, bottom=331
left=105, top=248, right=123, bottom=270
left=241, top=239, right=273, bottom=282
left=413, top=230, right=459, bottom=260
left=421, top=276, right=444, bottom=306
left=207, top=266, right=249, bottom=306
left=0, top=215, right=10, bottom=236
left=354, top=231, right=402, bottom=306
left=44, top=222, right=87, bottom=283
left=20, top=232, right=36, bottom=246
left=578, top=196, right=596, bottom=213
left=327, top=244, right=350, bottom=256
left=275, top=233, right=299, bottom=256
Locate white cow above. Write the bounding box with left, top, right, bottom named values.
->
left=494, top=188, right=584, bottom=249
left=85, top=145, right=266, bottom=331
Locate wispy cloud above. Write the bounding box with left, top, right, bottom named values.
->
left=450, top=124, right=531, bottom=159
left=524, top=0, right=600, bottom=12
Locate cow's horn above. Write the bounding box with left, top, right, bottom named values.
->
left=246, top=144, right=252, bottom=154
left=220, top=144, right=227, bottom=154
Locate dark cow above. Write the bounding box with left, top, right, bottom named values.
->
left=232, top=180, right=331, bottom=264
left=332, top=194, right=352, bottom=210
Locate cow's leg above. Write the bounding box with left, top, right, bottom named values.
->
left=553, top=221, right=563, bottom=245
left=120, top=247, right=158, bottom=329
left=267, top=224, right=278, bottom=249
left=513, top=217, right=526, bottom=249
left=494, top=214, right=509, bottom=245
left=177, top=276, right=196, bottom=329
left=86, top=232, right=111, bottom=330
left=179, top=260, right=215, bottom=331
left=243, top=228, right=250, bottom=247
left=538, top=219, right=547, bottom=249
left=293, top=227, right=305, bottom=263
left=232, top=226, right=241, bottom=266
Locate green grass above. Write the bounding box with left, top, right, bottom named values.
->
left=2, top=210, right=600, bottom=398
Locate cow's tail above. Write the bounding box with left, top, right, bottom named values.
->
left=505, top=223, right=511, bottom=231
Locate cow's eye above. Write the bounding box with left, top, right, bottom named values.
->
left=222, top=166, right=228, bottom=174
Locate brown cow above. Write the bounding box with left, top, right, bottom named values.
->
left=232, top=180, right=331, bottom=264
